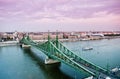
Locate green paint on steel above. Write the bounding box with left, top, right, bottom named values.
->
left=48, top=30, right=50, bottom=41
left=106, top=63, right=110, bottom=75
left=53, top=40, right=107, bottom=73
left=56, top=31, right=59, bottom=48
left=20, top=36, right=109, bottom=77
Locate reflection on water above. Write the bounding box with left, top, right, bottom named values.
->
left=63, top=38, right=120, bottom=69
left=0, top=45, right=84, bottom=79
left=22, top=48, right=73, bottom=79
left=0, top=38, right=120, bottom=79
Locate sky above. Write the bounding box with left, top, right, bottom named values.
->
left=0, top=0, right=120, bottom=32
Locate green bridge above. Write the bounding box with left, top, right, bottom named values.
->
left=20, top=34, right=109, bottom=78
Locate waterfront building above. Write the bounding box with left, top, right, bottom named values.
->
left=13, top=31, right=18, bottom=40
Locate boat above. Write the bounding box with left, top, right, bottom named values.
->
left=82, top=47, right=93, bottom=51
left=105, top=77, right=111, bottom=79
left=84, top=76, right=93, bottom=79
left=111, top=67, right=120, bottom=73
left=82, top=36, right=93, bottom=51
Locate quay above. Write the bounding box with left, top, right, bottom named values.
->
left=20, top=35, right=120, bottom=79
left=0, top=41, right=19, bottom=46
left=0, top=34, right=120, bottom=79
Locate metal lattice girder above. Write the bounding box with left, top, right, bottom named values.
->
left=52, top=40, right=107, bottom=74
left=20, top=36, right=109, bottom=77
left=48, top=41, right=96, bottom=76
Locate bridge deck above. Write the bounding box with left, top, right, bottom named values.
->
left=20, top=36, right=119, bottom=79
left=52, top=40, right=107, bottom=72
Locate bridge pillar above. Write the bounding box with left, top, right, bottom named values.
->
left=56, top=30, right=59, bottom=48
left=45, top=56, right=61, bottom=65
left=21, top=44, right=31, bottom=48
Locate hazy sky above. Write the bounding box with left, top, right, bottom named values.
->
left=0, top=0, right=120, bottom=32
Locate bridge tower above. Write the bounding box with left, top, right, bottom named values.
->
left=106, top=63, right=110, bottom=75
left=56, top=30, right=59, bottom=48
left=45, top=31, right=60, bottom=65
left=21, top=33, right=31, bottom=48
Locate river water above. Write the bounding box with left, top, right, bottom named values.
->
left=0, top=38, right=120, bottom=79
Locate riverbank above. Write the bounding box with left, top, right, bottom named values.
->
left=33, top=39, right=69, bottom=43
left=0, top=36, right=120, bottom=47
left=104, top=36, right=120, bottom=39
left=0, top=41, right=19, bottom=46
left=71, top=36, right=120, bottom=41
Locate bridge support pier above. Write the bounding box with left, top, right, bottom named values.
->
left=45, top=56, right=61, bottom=65
left=21, top=44, right=31, bottom=48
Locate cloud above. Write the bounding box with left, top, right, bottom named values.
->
left=0, top=0, right=120, bottom=31
left=0, top=0, right=120, bottom=19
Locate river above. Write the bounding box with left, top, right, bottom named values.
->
left=0, top=38, right=120, bottom=79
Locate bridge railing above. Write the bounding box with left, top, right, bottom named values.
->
left=21, top=37, right=107, bottom=73
left=48, top=41, right=96, bottom=76
left=52, top=40, right=107, bottom=74
left=21, top=37, right=96, bottom=76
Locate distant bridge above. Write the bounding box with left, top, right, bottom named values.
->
left=20, top=34, right=118, bottom=79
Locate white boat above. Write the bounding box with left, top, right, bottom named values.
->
left=82, top=37, right=93, bottom=51
left=111, top=67, right=120, bottom=73
left=105, top=77, right=111, bottom=79
left=82, top=47, right=93, bottom=51
left=84, top=76, right=93, bottom=79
